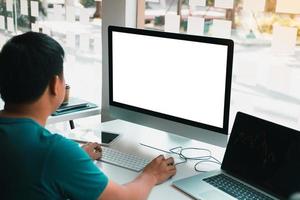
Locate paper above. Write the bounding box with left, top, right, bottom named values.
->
left=66, top=6, right=76, bottom=22
left=30, top=1, right=39, bottom=17
left=80, top=8, right=89, bottom=24
left=272, top=25, right=297, bottom=55
left=189, top=0, right=206, bottom=7
left=214, top=0, right=234, bottom=9
left=243, top=0, right=265, bottom=12
left=31, top=22, right=39, bottom=32
left=64, top=128, right=102, bottom=143
left=211, top=19, right=232, bottom=38
left=6, top=0, right=13, bottom=12
left=66, top=32, right=76, bottom=48
left=0, top=15, right=5, bottom=30
left=20, top=0, right=28, bottom=15
left=80, top=33, right=90, bottom=51
left=53, top=4, right=63, bottom=20
left=187, top=16, right=204, bottom=35
left=7, top=17, right=14, bottom=32
left=164, top=14, right=180, bottom=33
left=276, top=0, right=300, bottom=14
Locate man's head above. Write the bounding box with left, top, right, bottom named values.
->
left=0, top=32, right=65, bottom=112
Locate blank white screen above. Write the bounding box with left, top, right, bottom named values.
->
left=112, top=32, right=228, bottom=128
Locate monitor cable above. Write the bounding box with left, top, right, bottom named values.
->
left=140, top=143, right=222, bottom=172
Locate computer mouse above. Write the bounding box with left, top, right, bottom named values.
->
left=163, top=153, right=186, bottom=165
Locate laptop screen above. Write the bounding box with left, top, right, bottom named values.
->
left=222, top=112, right=300, bottom=199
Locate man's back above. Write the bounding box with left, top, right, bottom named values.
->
left=0, top=32, right=176, bottom=200
left=0, top=117, right=108, bottom=200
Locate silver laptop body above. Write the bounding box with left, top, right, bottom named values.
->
left=173, top=170, right=276, bottom=200
left=173, top=112, right=300, bottom=200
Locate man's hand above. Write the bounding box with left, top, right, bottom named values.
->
left=99, top=155, right=177, bottom=200
left=82, top=142, right=102, bottom=160
left=142, top=155, right=176, bottom=185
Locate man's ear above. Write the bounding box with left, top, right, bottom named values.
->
left=49, top=75, right=60, bottom=96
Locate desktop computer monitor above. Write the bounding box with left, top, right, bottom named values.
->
left=107, top=26, right=233, bottom=146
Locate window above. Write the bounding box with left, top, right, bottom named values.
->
left=140, top=0, right=300, bottom=130
left=0, top=0, right=102, bottom=106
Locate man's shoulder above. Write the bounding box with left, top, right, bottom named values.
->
left=46, top=133, right=87, bottom=162
left=0, top=117, right=66, bottom=150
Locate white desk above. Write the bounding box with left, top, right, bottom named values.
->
left=60, top=119, right=226, bottom=200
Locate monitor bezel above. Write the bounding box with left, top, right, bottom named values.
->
left=108, top=25, right=234, bottom=135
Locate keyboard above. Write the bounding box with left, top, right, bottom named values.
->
left=203, top=174, right=274, bottom=200
left=99, top=147, right=151, bottom=172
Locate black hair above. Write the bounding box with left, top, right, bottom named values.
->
left=0, top=32, right=64, bottom=104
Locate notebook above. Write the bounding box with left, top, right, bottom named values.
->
left=51, top=97, right=97, bottom=116
left=173, top=112, right=300, bottom=200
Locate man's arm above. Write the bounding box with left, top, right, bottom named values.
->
left=81, top=143, right=176, bottom=200
left=99, top=155, right=176, bottom=200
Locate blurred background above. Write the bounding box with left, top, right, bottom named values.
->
left=0, top=0, right=300, bottom=131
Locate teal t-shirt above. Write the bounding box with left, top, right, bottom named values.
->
left=0, top=117, right=108, bottom=200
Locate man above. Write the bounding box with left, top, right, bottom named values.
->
left=0, top=32, right=176, bottom=199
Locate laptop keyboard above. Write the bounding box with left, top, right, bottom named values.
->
left=203, top=174, right=274, bottom=200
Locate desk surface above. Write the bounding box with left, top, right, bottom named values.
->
left=60, top=119, right=226, bottom=200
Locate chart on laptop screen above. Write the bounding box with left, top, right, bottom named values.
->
left=222, top=113, right=300, bottom=198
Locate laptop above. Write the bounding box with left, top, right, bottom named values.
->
left=173, top=112, right=300, bottom=200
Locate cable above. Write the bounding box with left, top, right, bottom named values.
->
left=140, top=143, right=222, bottom=172
left=170, top=146, right=221, bottom=172
left=140, top=143, right=171, bottom=153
